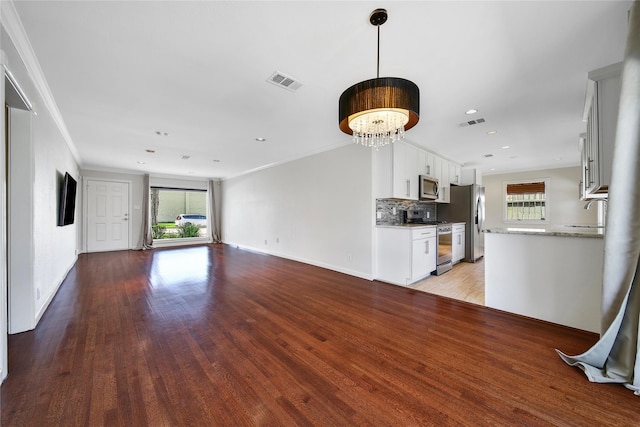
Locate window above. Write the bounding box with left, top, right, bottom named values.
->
left=504, top=180, right=548, bottom=222
left=150, top=187, right=208, bottom=240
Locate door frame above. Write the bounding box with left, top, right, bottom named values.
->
left=82, top=177, right=134, bottom=253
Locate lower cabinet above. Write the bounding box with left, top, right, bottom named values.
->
left=376, top=226, right=437, bottom=286
left=452, top=224, right=465, bottom=264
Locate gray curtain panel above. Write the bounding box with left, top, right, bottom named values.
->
left=209, top=180, right=222, bottom=243
left=557, top=1, right=640, bottom=395
left=141, top=174, right=153, bottom=249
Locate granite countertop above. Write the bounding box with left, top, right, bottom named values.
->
left=377, top=222, right=465, bottom=229
left=484, top=226, right=604, bottom=238
left=377, top=224, right=437, bottom=229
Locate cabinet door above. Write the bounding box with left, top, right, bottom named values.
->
left=439, top=159, right=451, bottom=203
left=425, top=151, right=436, bottom=177
left=453, top=231, right=465, bottom=263
left=412, top=237, right=436, bottom=279
left=374, top=145, right=394, bottom=198
left=449, top=163, right=461, bottom=186
left=392, top=142, right=419, bottom=200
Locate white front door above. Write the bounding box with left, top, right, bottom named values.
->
left=86, top=180, right=130, bottom=252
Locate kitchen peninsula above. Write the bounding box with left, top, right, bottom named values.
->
left=484, top=227, right=604, bottom=333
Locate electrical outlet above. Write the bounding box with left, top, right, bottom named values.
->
left=348, top=254, right=352, bottom=262
left=376, top=212, right=382, bottom=219
left=264, top=240, right=268, bottom=245
left=276, top=237, right=279, bottom=243
left=392, top=207, right=397, bottom=215
left=427, top=211, right=430, bottom=219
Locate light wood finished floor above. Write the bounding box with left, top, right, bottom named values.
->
left=2, top=244, right=639, bottom=425
left=413, top=259, right=485, bottom=305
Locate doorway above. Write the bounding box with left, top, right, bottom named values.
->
left=85, top=179, right=131, bottom=252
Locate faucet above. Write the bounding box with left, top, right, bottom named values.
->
left=584, top=199, right=607, bottom=209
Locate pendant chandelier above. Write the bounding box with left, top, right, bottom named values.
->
left=339, top=8, right=420, bottom=149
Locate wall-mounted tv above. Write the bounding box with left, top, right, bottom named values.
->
left=58, top=172, right=77, bottom=226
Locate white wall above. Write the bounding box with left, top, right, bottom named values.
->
left=2, top=24, right=79, bottom=332
left=222, top=144, right=374, bottom=279
left=483, top=166, right=598, bottom=229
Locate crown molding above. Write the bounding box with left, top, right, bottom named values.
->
left=1, top=0, right=81, bottom=163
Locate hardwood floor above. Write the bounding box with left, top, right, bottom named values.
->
left=2, top=244, right=638, bottom=426
left=413, top=259, right=485, bottom=305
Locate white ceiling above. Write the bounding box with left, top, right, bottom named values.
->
left=9, top=1, right=633, bottom=179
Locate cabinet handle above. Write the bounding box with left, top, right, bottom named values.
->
left=427, top=165, right=431, bottom=175
left=426, top=240, right=429, bottom=254
left=406, top=179, right=410, bottom=197
left=458, top=235, right=461, bottom=245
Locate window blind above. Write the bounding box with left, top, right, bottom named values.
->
left=506, top=182, right=545, bottom=195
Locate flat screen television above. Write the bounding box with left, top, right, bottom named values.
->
left=58, top=172, right=77, bottom=226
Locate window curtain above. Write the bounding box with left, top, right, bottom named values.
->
left=208, top=179, right=222, bottom=243
left=557, top=1, right=640, bottom=395
left=141, top=174, right=153, bottom=249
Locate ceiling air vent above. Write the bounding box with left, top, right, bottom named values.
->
left=483, top=153, right=494, bottom=158
left=267, top=71, right=302, bottom=92
left=181, top=155, right=191, bottom=160
left=458, top=118, right=486, bottom=128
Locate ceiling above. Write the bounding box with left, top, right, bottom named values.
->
left=8, top=1, right=633, bottom=179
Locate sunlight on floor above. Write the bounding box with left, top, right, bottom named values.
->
left=412, top=259, right=485, bottom=306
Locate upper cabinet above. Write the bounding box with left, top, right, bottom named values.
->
left=374, top=141, right=461, bottom=202
left=449, top=162, right=462, bottom=186
left=392, top=142, right=420, bottom=200
left=581, top=62, right=622, bottom=199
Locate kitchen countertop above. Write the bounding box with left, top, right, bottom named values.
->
left=377, top=222, right=465, bottom=229
left=484, top=226, right=604, bottom=238
left=377, top=224, right=437, bottom=229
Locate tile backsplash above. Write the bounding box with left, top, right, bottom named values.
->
left=376, top=199, right=437, bottom=225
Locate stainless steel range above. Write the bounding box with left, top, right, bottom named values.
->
left=435, top=223, right=453, bottom=275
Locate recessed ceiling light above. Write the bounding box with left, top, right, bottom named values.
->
left=487, top=130, right=497, bottom=135
left=490, top=168, right=496, bottom=171
left=553, top=157, right=562, bottom=161
left=137, top=161, right=146, bottom=165
left=465, top=109, right=478, bottom=115
left=145, top=149, right=155, bottom=153
left=501, top=145, right=510, bottom=149
left=255, top=137, right=266, bottom=142
left=155, top=131, right=168, bottom=136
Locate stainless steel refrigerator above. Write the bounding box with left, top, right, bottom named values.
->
left=438, top=184, right=485, bottom=262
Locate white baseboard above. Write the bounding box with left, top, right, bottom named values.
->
left=34, top=254, right=78, bottom=326
left=225, top=241, right=374, bottom=281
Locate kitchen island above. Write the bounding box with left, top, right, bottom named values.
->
left=484, top=227, right=604, bottom=333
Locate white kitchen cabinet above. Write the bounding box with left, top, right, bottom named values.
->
left=424, top=151, right=437, bottom=177
left=376, top=226, right=437, bottom=286
left=375, top=142, right=421, bottom=200
left=393, top=142, right=420, bottom=200
left=436, top=157, right=451, bottom=203
left=452, top=223, right=465, bottom=264
left=374, top=142, right=460, bottom=202
left=449, top=162, right=462, bottom=186
left=581, top=62, right=622, bottom=198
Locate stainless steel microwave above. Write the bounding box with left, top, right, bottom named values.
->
left=419, top=175, right=439, bottom=200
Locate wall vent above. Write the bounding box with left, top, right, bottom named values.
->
left=267, top=71, right=302, bottom=92
left=458, top=118, right=486, bottom=128
left=181, top=155, right=191, bottom=160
